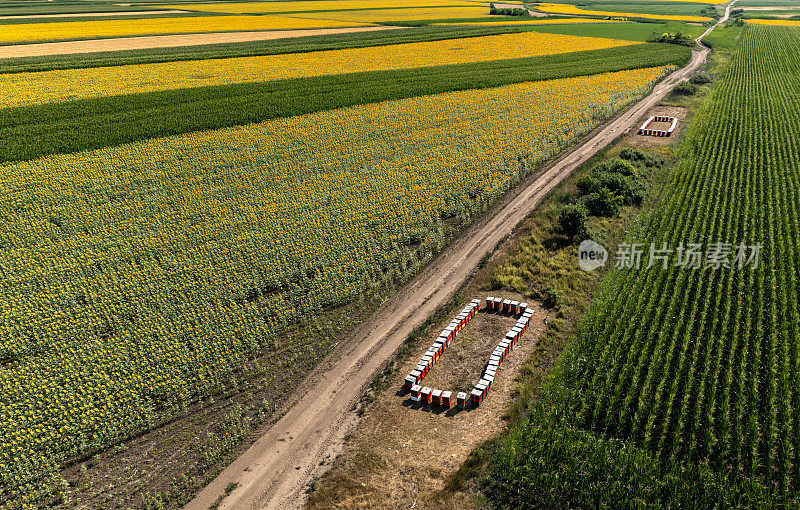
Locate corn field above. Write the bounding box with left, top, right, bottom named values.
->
left=490, top=25, right=800, bottom=507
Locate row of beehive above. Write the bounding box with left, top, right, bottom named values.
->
left=469, top=300, right=533, bottom=407
left=402, top=296, right=534, bottom=410
left=485, top=296, right=528, bottom=315
left=638, top=115, right=678, bottom=137
left=403, top=298, right=481, bottom=408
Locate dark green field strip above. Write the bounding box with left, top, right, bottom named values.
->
left=0, top=3, right=172, bottom=16
left=0, top=11, right=219, bottom=25
left=530, top=0, right=716, bottom=16
left=0, top=42, right=689, bottom=163
left=0, top=25, right=544, bottom=74
left=375, top=15, right=540, bottom=26
left=528, top=19, right=708, bottom=40
left=488, top=25, right=800, bottom=507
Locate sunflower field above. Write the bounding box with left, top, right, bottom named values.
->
left=0, top=31, right=638, bottom=108
left=0, top=65, right=672, bottom=506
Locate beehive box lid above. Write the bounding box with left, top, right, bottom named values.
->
left=421, top=387, right=432, bottom=394
left=457, top=392, right=468, bottom=400
left=432, top=389, right=442, bottom=397
left=442, top=391, right=452, bottom=399
left=471, top=389, right=483, bottom=397
left=411, top=384, right=422, bottom=393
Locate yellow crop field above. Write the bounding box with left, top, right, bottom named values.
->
left=1, top=31, right=638, bottom=107
left=0, top=15, right=369, bottom=45
left=284, top=5, right=488, bottom=22
left=436, top=17, right=620, bottom=25
left=0, top=65, right=673, bottom=504
left=748, top=19, right=800, bottom=26
left=164, top=0, right=475, bottom=14
left=533, top=2, right=713, bottom=22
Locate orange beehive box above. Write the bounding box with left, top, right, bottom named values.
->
left=441, top=391, right=453, bottom=408
left=421, top=386, right=432, bottom=403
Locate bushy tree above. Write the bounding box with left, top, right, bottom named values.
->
left=555, top=203, right=590, bottom=240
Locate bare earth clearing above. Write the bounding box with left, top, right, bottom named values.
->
left=186, top=8, right=727, bottom=505
left=305, top=294, right=551, bottom=509
left=627, top=106, right=689, bottom=148
left=0, top=26, right=405, bottom=58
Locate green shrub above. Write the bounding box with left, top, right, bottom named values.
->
left=555, top=204, right=590, bottom=240
left=592, top=157, right=639, bottom=177
left=672, top=81, right=698, bottom=96
left=575, top=174, right=598, bottom=195
left=689, top=72, right=713, bottom=85
left=593, top=172, right=646, bottom=206
left=582, top=187, right=624, bottom=217
left=619, top=148, right=663, bottom=168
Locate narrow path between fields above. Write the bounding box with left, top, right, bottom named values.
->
left=187, top=4, right=734, bottom=509
left=0, top=26, right=406, bottom=58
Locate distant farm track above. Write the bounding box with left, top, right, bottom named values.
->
left=187, top=6, right=733, bottom=509
left=0, top=26, right=405, bottom=58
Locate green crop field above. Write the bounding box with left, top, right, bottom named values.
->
left=0, top=17, right=684, bottom=504
left=0, top=42, right=688, bottom=163
left=488, top=24, right=800, bottom=507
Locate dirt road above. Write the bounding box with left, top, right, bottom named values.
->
left=187, top=6, right=733, bottom=510
left=0, top=26, right=404, bottom=58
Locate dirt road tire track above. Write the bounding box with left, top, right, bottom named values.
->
left=187, top=6, right=733, bottom=509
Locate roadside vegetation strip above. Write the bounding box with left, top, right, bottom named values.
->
left=533, top=2, right=714, bottom=21
left=0, top=43, right=689, bottom=163
left=0, top=15, right=371, bottom=45
left=0, top=25, right=546, bottom=74
left=0, top=66, right=672, bottom=508
left=488, top=24, right=800, bottom=507
left=0, top=31, right=641, bottom=108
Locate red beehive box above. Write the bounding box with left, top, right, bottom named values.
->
left=502, top=299, right=511, bottom=313
left=493, top=297, right=502, bottom=310
left=511, top=300, right=520, bottom=315
left=441, top=391, right=453, bottom=408
left=520, top=302, right=529, bottom=313
left=486, top=296, right=495, bottom=310
left=421, top=387, right=432, bottom=403
left=410, top=384, right=422, bottom=401
left=470, top=388, right=483, bottom=407
left=432, top=389, right=442, bottom=405
left=403, top=375, right=416, bottom=391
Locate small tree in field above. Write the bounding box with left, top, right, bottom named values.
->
left=556, top=204, right=590, bottom=241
